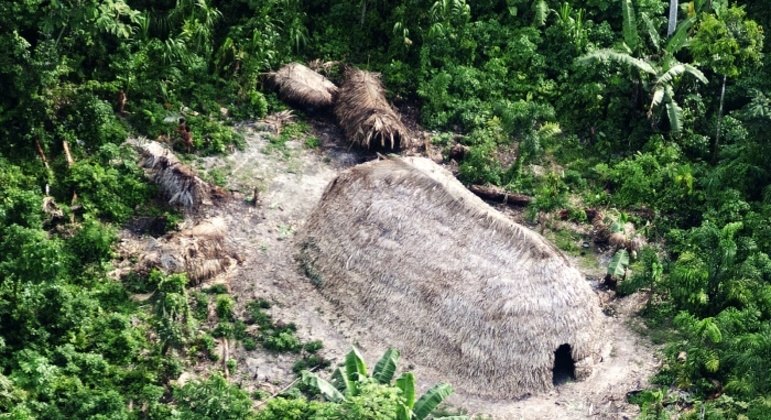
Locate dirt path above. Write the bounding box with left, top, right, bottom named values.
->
left=191, top=119, right=660, bottom=419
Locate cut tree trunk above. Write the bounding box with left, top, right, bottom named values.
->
left=35, top=139, right=50, bottom=170
left=469, top=184, right=532, bottom=207
left=62, top=140, right=78, bottom=207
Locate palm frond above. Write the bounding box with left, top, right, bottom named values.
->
left=578, top=49, right=656, bottom=75
left=640, top=12, right=661, bottom=51
left=621, top=0, right=640, bottom=50
left=665, top=15, right=695, bottom=53
left=664, top=85, right=683, bottom=134
left=650, top=86, right=665, bottom=114
left=682, top=63, right=708, bottom=83
left=656, top=63, right=706, bottom=89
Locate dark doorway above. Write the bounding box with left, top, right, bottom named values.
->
left=552, top=344, right=576, bottom=385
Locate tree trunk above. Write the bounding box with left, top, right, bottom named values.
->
left=468, top=184, right=532, bottom=207
left=35, top=139, right=50, bottom=170
left=712, top=74, right=727, bottom=163
left=62, top=140, right=75, bottom=167
left=667, top=0, right=678, bottom=37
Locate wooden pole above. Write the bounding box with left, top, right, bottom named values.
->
left=35, top=139, right=50, bottom=170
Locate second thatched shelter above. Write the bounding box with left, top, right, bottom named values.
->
left=130, top=138, right=226, bottom=211
left=334, top=68, right=409, bottom=150
left=270, top=63, right=338, bottom=109
left=298, top=156, right=603, bottom=399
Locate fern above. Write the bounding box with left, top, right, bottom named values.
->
left=742, top=89, right=771, bottom=120
left=532, top=0, right=549, bottom=26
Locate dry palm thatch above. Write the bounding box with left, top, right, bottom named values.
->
left=270, top=63, right=338, bottom=109
left=334, top=68, right=409, bottom=150
left=298, top=156, right=603, bottom=399
left=130, top=139, right=226, bottom=211
left=259, top=110, right=296, bottom=135
left=134, top=217, right=237, bottom=285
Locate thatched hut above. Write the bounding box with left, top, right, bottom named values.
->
left=334, top=68, right=409, bottom=150
left=270, top=63, right=338, bottom=109
left=130, top=139, right=226, bottom=211
left=298, top=156, right=603, bottom=399
left=133, top=217, right=237, bottom=285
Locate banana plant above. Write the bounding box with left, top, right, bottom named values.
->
left=301, top=347, right=466, bottom=420
left=577, top=0, right=707, bottom=135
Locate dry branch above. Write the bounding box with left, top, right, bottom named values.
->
left=270, top=63, right=338, bottom=109
left=334, top=68, right=409, bottom=150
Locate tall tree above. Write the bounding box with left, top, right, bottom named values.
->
left=690, top=5, right=765, bottom=162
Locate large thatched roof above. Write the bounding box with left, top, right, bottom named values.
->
left=334, top=68, right=409, bottom=150
left=270, top=63, right=338, bottom=109
left=298, top=157, right=603, bottom=399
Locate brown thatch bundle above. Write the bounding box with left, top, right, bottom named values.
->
left=593, top=211, right=646, bottom=253
left=130, top=139, right=226, bottom=210
left=135, top=217, right=236, bottom=285
left=334, top=68, right=409, bottom=150
left=270, top=63, right=338, bottom=109
left=298, top=156, right=603, bottom=399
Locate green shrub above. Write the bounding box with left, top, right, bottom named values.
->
left=64, top=145, right=152, bottom=222
left=174, top=374, right=254, bottom=419
left=263, top=330, right=302, bottom=353
left=67, top=217, right=116, bottom=265
left=215, top=294, right=235, bottom=320
left=204, top=284, right=228, bottom=294
left=243, top=337, right=257, bottom=351
left=192, top=292, right=210, bottom=321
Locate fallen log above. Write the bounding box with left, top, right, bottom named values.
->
left=469, top=184, right=532, bottom=207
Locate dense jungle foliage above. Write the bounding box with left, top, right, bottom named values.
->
left=0, top=0, right=769, bottom=418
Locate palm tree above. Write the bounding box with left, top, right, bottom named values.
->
left=577, top=0, right=708, bottom=135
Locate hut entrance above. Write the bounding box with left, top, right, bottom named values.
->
left=552, top=344, right=576, bottom=385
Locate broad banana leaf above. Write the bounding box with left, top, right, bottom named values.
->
left=413, top=383, right=454, bottom=420
left=608, top=249, right=630, bottom=279
left=344, top=347, right=368, bottom=394
left=373, top=347, right=400, bottom=384
left=301, top=370, right=345, bottom=403
left=395, top=372, right=416, bottom=409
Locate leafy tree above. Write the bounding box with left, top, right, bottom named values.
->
left=690, top=5, right=765, bottom=161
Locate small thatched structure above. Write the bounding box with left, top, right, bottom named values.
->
left=335, top=68, right=409, bottom=150
left=270, top=63, right=338, bottom=109
left=133, top=217, right=237, bottom=285
left=130, top=139, right=226, bottom=211
left=298, top=157, right=603, bottom=399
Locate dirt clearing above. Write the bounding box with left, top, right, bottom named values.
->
left=181, top=118, right=660, bottom=419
